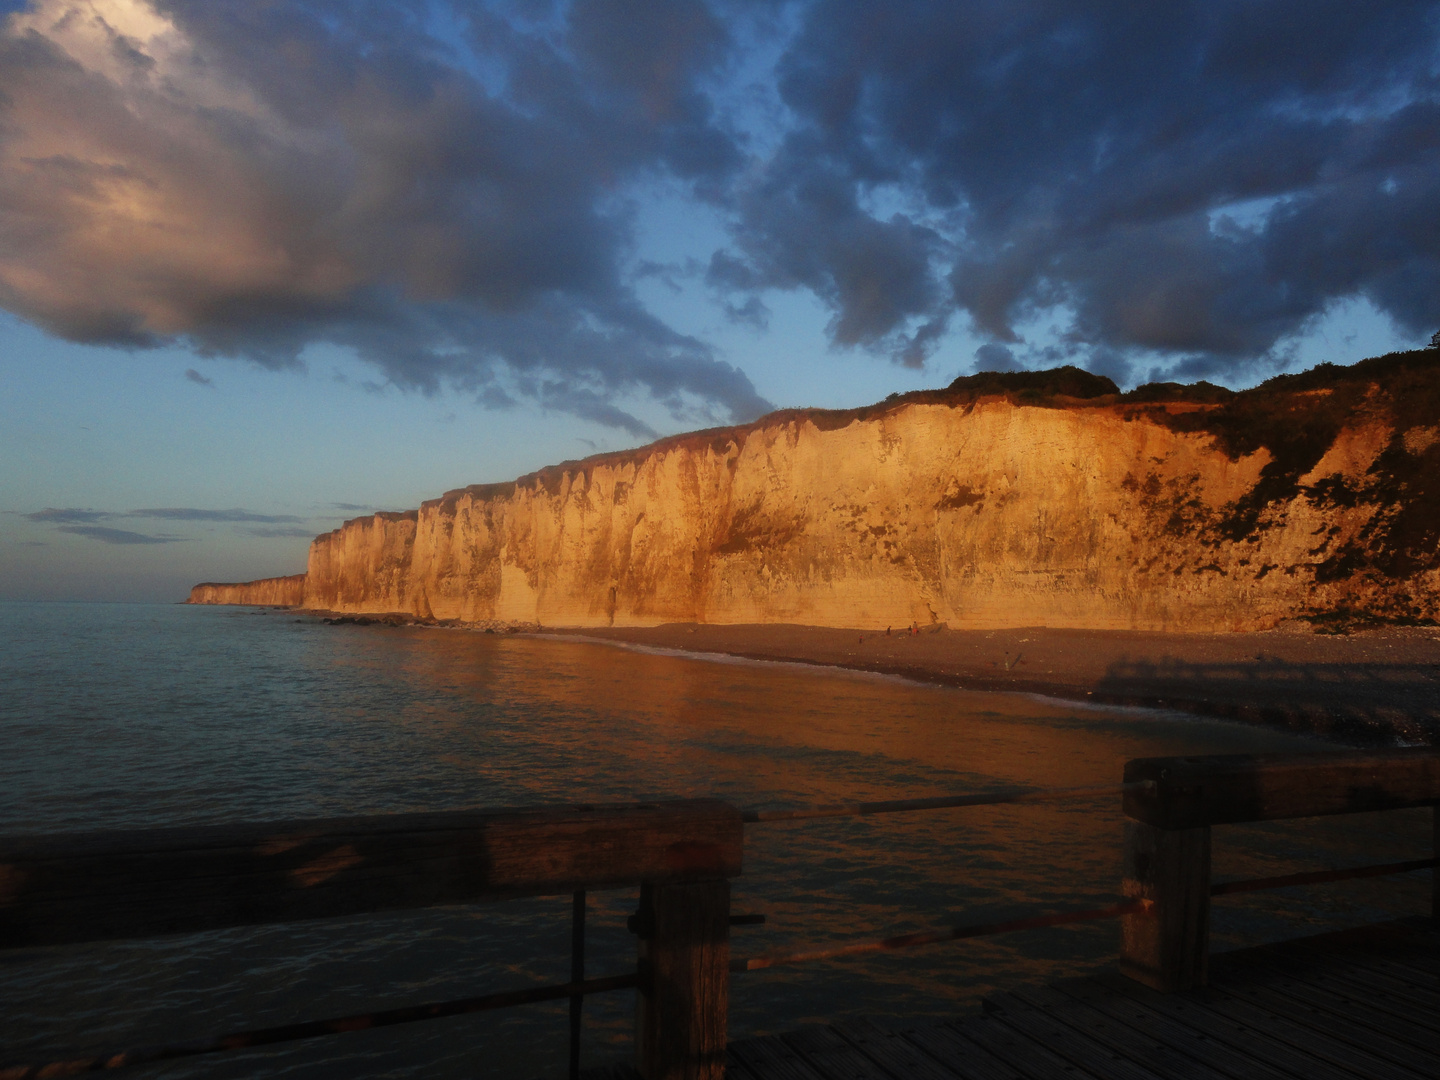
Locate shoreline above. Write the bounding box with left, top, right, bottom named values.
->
left=227, top=606, right=1440, bottom=746
left=531, top=622, right=1440, bottom=747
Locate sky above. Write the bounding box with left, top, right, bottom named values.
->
left=1, top=0, right=1437, bottom=602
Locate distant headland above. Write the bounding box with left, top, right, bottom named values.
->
left=189, top=349, right=1440, bottom=635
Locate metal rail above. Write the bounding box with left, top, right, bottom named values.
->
left=728, top=856, right=1440, bottom=976
left=0, top=972, right=639, bottom=1080
left=731, top=899, right=1152, bottom=972
left=740, top=781, right=1151, bottom=823
left=1210, top=856, right=1439, bottom=897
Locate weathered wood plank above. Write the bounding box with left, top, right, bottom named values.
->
left=736, top=926, right=1440, bottom=1080
left=1281, top=943, right=1440, bottom=1005
left=1238, top=944, right=1440, bottom=1019
left=1124, top=749, right=1440, bottom=829
left=778, top=1026, right=891, bottom=1080
left=901, top=1025, right=1027, bottom=1080
left=984, top=994, right=1165, bottom=1080
left=1242, top=951, right=1440, bottom=1037
left=1223, top=956, right=1440, bottom=1051
left=1308, top=934, right=1440, bottom=980
left=951, top=1010, right=1119, bottom=1079
left=832, top=1020, right=968, bottom=1080
left=1181, top=980, right=1436, bottom=1080
left=1119, top=822, right=1211, bottom=991
left=1046, top=978, right=1298, bottom=1080
left=723, top=1051, right=764, bottom=1080
left=1211, top=979, right=1440, bottom=1073
left=1211, top=919, right=1440, bottom=981
left=727, top=1033, right=829, bottom=1080
left=1005, top=983, right=1232, bottom=1080
left=1357, top=943, right=1440, bottom=978
left=635, top=879, right=731, bottom=1080
left=1094, top=971, right=1393, bottom=1080
left=0, top=800, right=743, bottom=948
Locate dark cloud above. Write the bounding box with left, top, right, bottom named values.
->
left=25, top=508, right=113, bottom=523
left=0, top=0, right=768, bottom=429
left=534, top=384, right=660, bottom=440
left=973, top=343, right=1021, bottom=373
left=130, top=508, right=306, bottom=523
left=184, top=368, right=214, bottom=386
left=57, top=525, right=184, bottom=545
left=714, top=0, right=1440, bottom=376
left=26, top=507, right=309, bottom=532
left=5, top=0, right=1437, bottom=405
left=723, top=295, right=770, bottom=330
left=242, top=525, right=318, bottom=538
left=719, top=144, right=944, bottom=362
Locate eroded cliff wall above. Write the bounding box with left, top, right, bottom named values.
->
left=187, top=574, right=306, bottom=607
left=192, top=351, right=1440, bottom=631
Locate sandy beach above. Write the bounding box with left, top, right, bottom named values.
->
left=539, top=622, right=1440, bottom=746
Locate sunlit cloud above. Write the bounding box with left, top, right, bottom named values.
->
left=0, top=0, right=769, bottom=429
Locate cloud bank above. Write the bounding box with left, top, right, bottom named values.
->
left=2, top=0, right=1437, bottom=409
left=56, top=524, right=184, bottom=545
left=22, top=506, right=314, bottom=543
left=718, top=0, right=1440, bottom=380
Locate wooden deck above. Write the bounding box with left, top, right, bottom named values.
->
left=7, top=752, right=1435, bottom=1080
left=587, top=919, right=1440, bottom=1080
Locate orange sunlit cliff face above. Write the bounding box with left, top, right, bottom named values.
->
left=189, top=352, right=1440, bottom=633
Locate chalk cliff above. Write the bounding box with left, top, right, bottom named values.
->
left=188, top=574, right=306, bottom=608
left=192, top=351, right=1440, bottom=632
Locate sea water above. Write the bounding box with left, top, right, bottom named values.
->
left=0, top=602, right=1431, bottom=1078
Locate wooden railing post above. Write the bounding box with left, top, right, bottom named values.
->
left=1119, top=820, right=1210, bottom=991
left=1117, top=749, right=1440, bottom=987
left=634, top=879, right=730, bottom=1080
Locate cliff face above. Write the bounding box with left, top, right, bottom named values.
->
left=194, top=351, right=1440, bottom=631
left=188, top=574, right=306, bottom=607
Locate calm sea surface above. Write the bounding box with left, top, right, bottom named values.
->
left=0, top=602, right=1431, bottom=1078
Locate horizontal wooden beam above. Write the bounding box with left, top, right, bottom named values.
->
left=1124, top=749, right=1440, bottom=830
left=0, top=800, right=743, bottom=949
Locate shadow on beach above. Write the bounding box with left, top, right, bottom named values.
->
left=1094, top=654, right=1440, bottom=745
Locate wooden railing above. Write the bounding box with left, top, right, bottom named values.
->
left=1119, top=748, right=1440, bottom=992
left=0, top=801, right=743, bottom=1080
left=2, top=750, right=1437, bottom=1080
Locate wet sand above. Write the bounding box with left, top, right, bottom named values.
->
left=540, top=622, right=1440, bottom=745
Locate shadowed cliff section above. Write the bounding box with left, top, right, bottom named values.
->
left=192, top=351, right=1440, bottom=631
